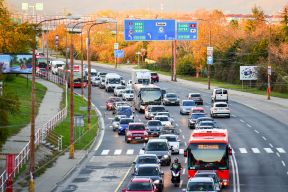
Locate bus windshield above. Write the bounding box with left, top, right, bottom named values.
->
left=140, top=88, right=162, bottom=103
left=188, top=143, right=228, bottom=170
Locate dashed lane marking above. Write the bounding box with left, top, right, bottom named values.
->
left=232, top=115, right=237, bottom=118
left=254, top=129, right=260, bottom=134
left=239, top=148, right=248, bottom=153
left=240, top=119, right=245, bottom=123
left=127, top=149, right=134, bottom=155
left=282, top=161, right=286, bottom=167
left=182, top=168, right=186, bottom=175
left=251, top=148, right=260, bottom=153
left=101, top=150, right=109, bottom=155
left=276, top=148, right=286, bottom=153
left=269, top=143, right=274, bottom=148
left=262, top=136, right=267, bottom=141
left=276, top=152, right=281, bottom=157
left=264, top=148, right=274, bottom=153
left=114, top=149, right=122, bottom=155
left=246, top=124, right=252, bottom=128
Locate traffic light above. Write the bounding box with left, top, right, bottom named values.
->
left=55, top=35, right=59, bottom=48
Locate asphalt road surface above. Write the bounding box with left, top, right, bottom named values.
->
left=56, top=65, right=288, bottom=192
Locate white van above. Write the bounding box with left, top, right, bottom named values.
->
left=51, top=60, right=65, bottom=75
left=211, top=88, right=228, bottom=103
left=104, top=73, right=121, bottom=92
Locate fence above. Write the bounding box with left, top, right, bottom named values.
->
left=0, top=73, right=67, bottom=192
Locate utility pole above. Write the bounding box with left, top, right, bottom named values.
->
left=267, top=23, right=272, bottom=100
left=172, top=40, right=177, bottom=81
left=114, top=22, right=118, bottom=69
left=208, top=25, right=212, bottom=90
left=69, top=35, right=75, bottom=159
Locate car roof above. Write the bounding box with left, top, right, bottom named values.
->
left=154, top=115, right=169, bottom=118
left=148, top=138, right=168, bottom=143
left=148, top=105, right=165, bottom=107
left=130, top=177, right=151, bottom=183
left=192, top=107, right=205, bottom=110
left=214, top=102, right=228, bottom=105
left=159, top=134, right=177, bottom=137
left=182, top=99, right=194, bottom=102
left=129, top=122, right=144, bottom=125
left=147, top=120, right=161, bottom=123
left=188, top=177, right=214, bottom=183
left=137, top=164, right=160, bottom=168
left=189, top=92, right=201, bottom=95
left=137, top=154, right=158, bottom=158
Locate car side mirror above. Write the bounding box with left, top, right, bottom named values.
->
left=169, top=146, right=173, bottom=150
left=131, top=173, right=135, bottom=176
left=184, top=149, right=187, bottom=157
left=142, top=147, right=145, bottom=151
left=229, top=147, right=232, bottom=155
left=132, top=161, right=136, bottom=164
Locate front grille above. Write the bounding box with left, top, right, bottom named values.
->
left=133, top=134, right=143, bottom=136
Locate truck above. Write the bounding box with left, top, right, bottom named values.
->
left=131, top=69, right=151, bottom=85
left=104, top=73, right=122, bottom=92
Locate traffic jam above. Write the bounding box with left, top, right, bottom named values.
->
left=77, top=66, right=231, bottom=192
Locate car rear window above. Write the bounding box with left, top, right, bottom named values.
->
left=129, top=124, right=145, bottom=130
left=151, top=107, right=166, bottom=112
left=215, top=103, right=227, bottom=107
left=148, top=121, right=162, bottom=126
left=120, top=119, right=134, bottom=124
left=223, top=90, right=228, bottom=94
left=215, top=90, right=222, bottom=94
left=191, top=94, right=201, bottom=97
left=151, top=73, right=157, bottom=75
left=128, top=182, right=152, bottom=191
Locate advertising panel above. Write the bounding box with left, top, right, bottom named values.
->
left=0, top=54, right=33, bottom=74
left=240, top=66, right=258, bottom=80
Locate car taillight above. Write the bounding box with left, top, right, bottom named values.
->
left=225, top=107, right=229, bottom=110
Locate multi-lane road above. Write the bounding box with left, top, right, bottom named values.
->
left=55, top=65, right=288, bottom=192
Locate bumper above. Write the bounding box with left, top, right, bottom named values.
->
left=159, top=156, right=171, bottom=165
left=118, top=129, right=126, bottom=135
left=213, top=112, right=230, bottom=117
left=127, top=136, right=149, bottom=142
left=188, top=121, right=196, bottom=128
left=148, top=131, right=160, bottom=137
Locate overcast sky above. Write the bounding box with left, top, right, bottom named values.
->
left=6, top=0, right=287, bottom=16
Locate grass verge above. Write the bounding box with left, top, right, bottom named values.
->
left=0, top=75, right=47, bottom=149
left=53, top=92, right=98, bottom=150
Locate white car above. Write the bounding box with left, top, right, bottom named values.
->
left=114, top=85, right=126, bottom=97
left=155, top=112, right=174, bottom=125
left=91, top=76, right=101, bottom=86
left=122, top=89, right=134, bottom=101
left=210, top=102, right=230, bottom=118
left=159, top=134, right=180, bottom=154
left=154, top=115, right=172, bottom=127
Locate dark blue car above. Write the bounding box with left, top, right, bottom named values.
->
left=118, top=118, right=134, bottom=135
left=116, top=106, right=134, bottom=119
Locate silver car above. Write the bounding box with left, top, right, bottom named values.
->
left=111, top=115, right=126, bottom=131
left=180, top=100, right=196, bottom=115
left=186, top=177, right=220, bottom=192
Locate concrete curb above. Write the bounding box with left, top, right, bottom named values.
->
left=51, top=92, right=106, bottom=192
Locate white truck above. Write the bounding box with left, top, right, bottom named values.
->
left=131, top=69, right=151, bottom=85
left=104, top=73, right=122, bottom=92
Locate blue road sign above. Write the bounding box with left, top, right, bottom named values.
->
left=114, top=50, right=124, bottom=58
left=177, top=22, right=198, bottom=40
left=124, top=19, right=176, bottom=41
left=207, top=56, right=213, bottom=65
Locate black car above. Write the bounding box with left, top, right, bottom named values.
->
left=132, top=164, right=164, bottom=192
left=188, top=93, right=203, bottom=105
left=188, top=113, right=206, bottom=129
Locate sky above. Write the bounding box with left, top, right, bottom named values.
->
left=6, top=0, right=287, bottom=16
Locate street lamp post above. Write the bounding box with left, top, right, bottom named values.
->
left=30, top=16, right=68, bottom=192
left=267, top=22, right=272, bottom=100
left=114, top=21, right=118, bottom=68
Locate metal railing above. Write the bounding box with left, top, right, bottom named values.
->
left=0, top=73, right=67, bottom=192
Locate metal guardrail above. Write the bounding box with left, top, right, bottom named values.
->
left=0, top=73, right=67, bottom=192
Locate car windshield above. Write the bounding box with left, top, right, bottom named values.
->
left=151, top=73, right=157, bottom=76
left=148, top=121, right=162, bottom=126
left=116, top=86, right=125, bottom=89
left=109, top=78, right=120, bottom=84
left=192, top=109, right=205, bottom=113
left=155, top=116, right=169, bottom=121
left=129, top=124, right=145, bottom=130
left=215, top=103, right=228, bottom=108
left=125, top=90, right=133, bottom=94
left=189, top=143, right=226, bottom=162
left=137, top=167, right=159, bottom=176
left=120, top=119, right=134, bottom=124
left=183, top=101, right=196, bottom=106
left=157, top=112, right=170, bottom=117
left=137, top=157, right=158, bottom=164
left=191, top=113, right=206, bottom=119
left=160, top=136, right=177, bottom=142
left=117, top=107, right=132, bottom=117
left=127, top=182, right=153, bottom=191
left=55, top=64, right=64, bottom=68
left=166, top=94, right=177, bottom=98
left=199, top=121, right=215, bottom=127
left=187, top=182, right=214, bottom=191
left=191, top=94, right=201, bottom=97
left=151, top=107, right=166, bottom=112
left=146, top=142, right=168, bottom=151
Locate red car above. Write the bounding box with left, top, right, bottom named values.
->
left=122, top=178, right=158, bottom=192
left=125, top=123, right=149, bottom=143
left=190, top=107, right=205, bottom=114
left=105, top=97, right=121, bottom=110
left=151, top=72, right=159, bottom=83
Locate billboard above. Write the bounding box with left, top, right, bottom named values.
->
left=240, top=66, right=258, bottom=80
left=0, top=54, right=33, bottom=74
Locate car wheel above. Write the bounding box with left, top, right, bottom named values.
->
left=180, top=111, right=182, bottom=115
left=228, top=114, right=231, bottom=118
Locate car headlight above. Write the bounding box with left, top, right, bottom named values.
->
left=162, top=155, right=169, bottom=159
left=153, top=180, right=160, bottom=184
left=189, top=119, right=195, bottom=123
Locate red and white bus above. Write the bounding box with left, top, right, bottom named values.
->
left=184, top=129, right=231, bottom=187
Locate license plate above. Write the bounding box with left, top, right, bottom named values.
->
left=171, top=101, right=175, bottom=103
left=135, top=137, right=141, bottom=139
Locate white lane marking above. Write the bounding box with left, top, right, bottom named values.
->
left=138, top=119, right=142, bottom=122
left=251, top=148, right=260, bottom=153
left=184, top=142, right=187, bottom=147
left=276, top=148, right=286, bottom=153
left=276, top=152, right=280, bottom=157
left=246, top=124, right=252, bottom=128
left=179, top=129, right=182, bottom=133
left=182, top=135, right=185, bottom=139
left=232, top=115, right=237, bottom=118
left=127, top=149, right=134, bottom=155
left=262, top=136, right=267, bottom=141
left=94, top=104, right=105, bottom=151
left=108, top=117, right=114, bottom=120
left=269, top=143, right=274, bottom=148
left=231, top=147, right=240, bottom=192
left=182, top=168, right=186, bottom=175
left=282, top=161, right=286, bottom=167
left=175, top=123, right=179, bottom=127
left=254, top=129, right=260, bottom=134
left=205, top=105, right=209, bottom=108
left=179, top=180, right=183, bottom=188
left=185, top=158, right=187, bottom=164
left=240, top=119, right=245, bottom=123
left=249, top=106, right=258, bottom=110
left=239, top=148, right=247, bottom=153
left=230, top=155, right=236, bottom=192
left=114, top=149, right=122, bottom=155
left=264, top=148, right=274, bottom=153
left=101, top=150, right=109, bottom=155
